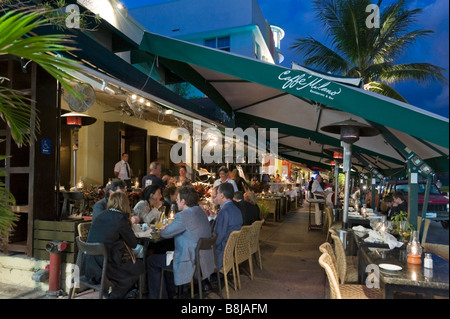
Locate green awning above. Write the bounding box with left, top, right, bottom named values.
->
left=138, top=31, right=449, bottom=172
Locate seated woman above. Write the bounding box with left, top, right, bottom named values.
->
left=133, top=184, right=163, bottom=224
left=85, top=192, right=144, bottom=299
left=161, top=184, right=179, bottom=215
left=391, top=191, right=408, bottom=218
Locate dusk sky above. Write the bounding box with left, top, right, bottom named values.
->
left=121, top=0, right=449, bottom=118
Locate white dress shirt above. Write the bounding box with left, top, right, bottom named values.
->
left=114, top=160, right=131, bottom=180
left=213, top=178, right=238, bottom=192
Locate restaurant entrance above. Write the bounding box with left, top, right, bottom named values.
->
left=103, top=122, right=147, bottom=186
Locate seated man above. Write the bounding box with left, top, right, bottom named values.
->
left=213, top=183, right=243, bottom=269
left=233, top=191, right=260, bottom=225
left=146, top=186, right=213, bottom=299
left=286, top=184, right=297, bottom=202
left=391, top=191, right=408, bottom=219
left=379, top=194, right=394, bottom=220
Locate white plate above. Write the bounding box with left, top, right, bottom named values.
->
left=379, top=263, right=402, bottom=271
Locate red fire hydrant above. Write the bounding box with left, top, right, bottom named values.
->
left=45, top=241, right=67, bottom=297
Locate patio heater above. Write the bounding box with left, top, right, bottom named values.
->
left=324, top=148, right=343, bottom=208
left=61, top=112, right=96, bottom=191
left=321, top=119, right=380, bottom=230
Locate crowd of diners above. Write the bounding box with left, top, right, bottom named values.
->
left=85, top=163, right=263, bottom=299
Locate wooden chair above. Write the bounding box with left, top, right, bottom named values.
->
left=423, top=243, right=449, bottom=261
left=220, top=230, right=240, bottom=299
left=159, top=235, right=222, bottom=299
left=318, top=252, right=382, bottom=299
left=234, top=225, right=254, bottom=290
left=250, top=220, right=263, bottom=270
left=69, top=236, right=112, bottom=299
left=330, top=232, right=358, bottom=284
left=77, top=222, right=92, bottom=242
left=193, top=234, right=222, bottom=299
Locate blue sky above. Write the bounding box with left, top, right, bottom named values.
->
left=121, top=0, right=449, bottom=118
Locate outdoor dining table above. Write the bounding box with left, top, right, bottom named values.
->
left=359, top=245, right=449, bottom=298
left=353, top=230, right=394, bottom=282
left=348, top=214, right=371, bottom=228
left=306, top=198, right=325, bottom=231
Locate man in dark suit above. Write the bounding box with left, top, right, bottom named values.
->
left=213, top=183, right=243, bottom=269
left=233, top=191, right=260, bottom=225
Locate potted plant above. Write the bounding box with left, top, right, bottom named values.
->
left=391, top=211, right=411, bottom=239
left=258, top=201, right=270, bottom=223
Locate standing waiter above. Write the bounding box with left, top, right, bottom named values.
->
left=114, top=153, right=132, bottom=189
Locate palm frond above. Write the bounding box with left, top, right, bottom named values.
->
left=0, top=9, right=82, bottom=96
left=364, top=81, right=408, bottom=103
left=0, top=171, right=17, bottom=238
left=0, top=87, right=38, bottom=146
left=290, top=36, right=350, bottom=74
left=291, top=0, right=446, bottom=100
left=0, top=9, right=82, bottom=145
left=374, top=30, right=434, bottom=64
left=379, top=63, right=448, bottom=85
left=0, top=8, right=84, bottom=237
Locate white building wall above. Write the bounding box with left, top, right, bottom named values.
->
left=129, top=0, right=277, bottom=63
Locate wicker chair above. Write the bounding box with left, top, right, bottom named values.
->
left=234, top=225, right=254, bottom=290
left=319, top=242, right=337, bottom=268
left=69, top=236, right=112, bottom=299
left=220, top=230, right=240, bottom=299
left=318, top=252, right=382, bottom=299
left=423, top=243, right=449, bottom=261
left=324, top=207, right=342, bottom=242
left=250, top=220, right=263, bottom=270
left=330, top=232, right=358, bottom=284
left=77, top=222, right=92, bottom=242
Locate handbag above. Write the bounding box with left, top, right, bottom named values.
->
left=122, top=242, right=136, bottom=264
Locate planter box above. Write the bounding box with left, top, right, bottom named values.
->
left=33, top=219, right=87, bottom=264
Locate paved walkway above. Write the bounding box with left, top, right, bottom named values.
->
left=0, top=204, right=327, bottom=300
left=227, top=205, right=326, bottom=299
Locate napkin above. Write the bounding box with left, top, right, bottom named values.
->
left=382, top=232, right=404, bottom=249
left=352, top=225, right=369, bottom=233
left=364, top=230, right=403, bottom=249
left=134, top=228, right=153, bottom=238
left=166, top=251, right=174, bottom=266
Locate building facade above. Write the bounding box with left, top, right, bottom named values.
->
left=129, top=0, right=284, bottom=64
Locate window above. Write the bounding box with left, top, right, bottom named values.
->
left=204, top=36, right=230, bottom=52
left=254, top=42, right=260, bottom=59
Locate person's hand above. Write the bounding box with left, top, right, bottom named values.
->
left=130, top=215, right=140, bottom=224
left=155, top=199, right=163, bottom=210
left=160, top=224, right=169, bottom=231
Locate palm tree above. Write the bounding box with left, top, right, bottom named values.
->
left=0, top=8, right=81, bottom=237
left=290, top=0, right=447, bottom=102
